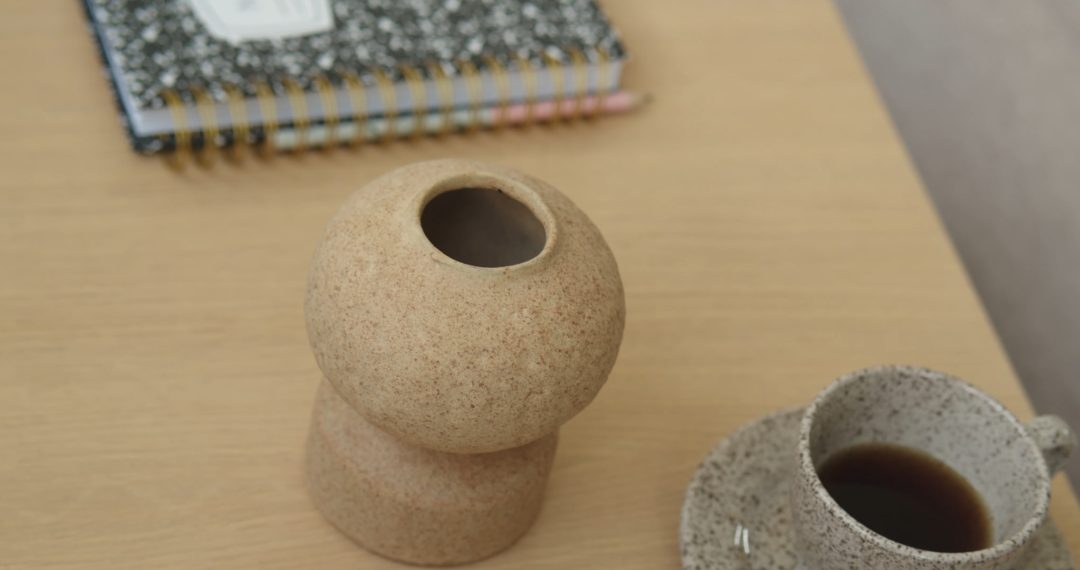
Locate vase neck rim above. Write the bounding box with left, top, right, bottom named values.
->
left=411, top=170, right=557, bottom=272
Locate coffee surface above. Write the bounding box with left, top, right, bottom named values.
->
left=818, top=443, right=992, bottom=553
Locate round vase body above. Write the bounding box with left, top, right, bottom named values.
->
left=305, top=159, right=625, bottom=453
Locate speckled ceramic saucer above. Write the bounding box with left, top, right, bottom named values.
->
left=680, top=408, right=1075, bottom=570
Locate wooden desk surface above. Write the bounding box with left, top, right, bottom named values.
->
left=1, top=1, right=1076, bottom=568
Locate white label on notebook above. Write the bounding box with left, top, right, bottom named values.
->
left=187, top=0, right=334, bottom=45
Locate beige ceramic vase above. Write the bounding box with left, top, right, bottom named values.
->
left=304, top=159, right=625, bottom=565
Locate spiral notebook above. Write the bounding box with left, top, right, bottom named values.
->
left=82, top=0, right=630, bottom=157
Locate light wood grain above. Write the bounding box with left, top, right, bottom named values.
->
left=0, top=1, right=1075, bottom=568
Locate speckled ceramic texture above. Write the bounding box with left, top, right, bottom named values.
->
left=306, top=379, right=557, bottom=566
left=680, top=407, right=1075, bottom=570
left=305, top=159, right=625, bottom=454
left=793, top=365, right=1075, bottom=570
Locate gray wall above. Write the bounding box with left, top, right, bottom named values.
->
left=834, top=0, right=1080, bottom=487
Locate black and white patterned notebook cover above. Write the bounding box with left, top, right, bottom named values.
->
left=83, top=0, right=624, bottom=115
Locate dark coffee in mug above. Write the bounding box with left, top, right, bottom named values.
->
left=818, top=443, right=992, bottom=553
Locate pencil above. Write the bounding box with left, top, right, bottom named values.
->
left=272, top=90, right=648, bottom=148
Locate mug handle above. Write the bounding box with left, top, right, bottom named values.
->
left=1024, top=415, right=1076, bottom=475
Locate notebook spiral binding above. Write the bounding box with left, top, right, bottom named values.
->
left=159, top=48, right=610, bottom=167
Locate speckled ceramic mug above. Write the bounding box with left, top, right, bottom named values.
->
left=792, top=365, right=1075, bottom=570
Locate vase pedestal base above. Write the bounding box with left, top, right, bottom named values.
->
left=305, top=380, right=558, bottom=566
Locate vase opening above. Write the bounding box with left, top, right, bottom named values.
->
left=421, top=187, right=547, bottom=268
